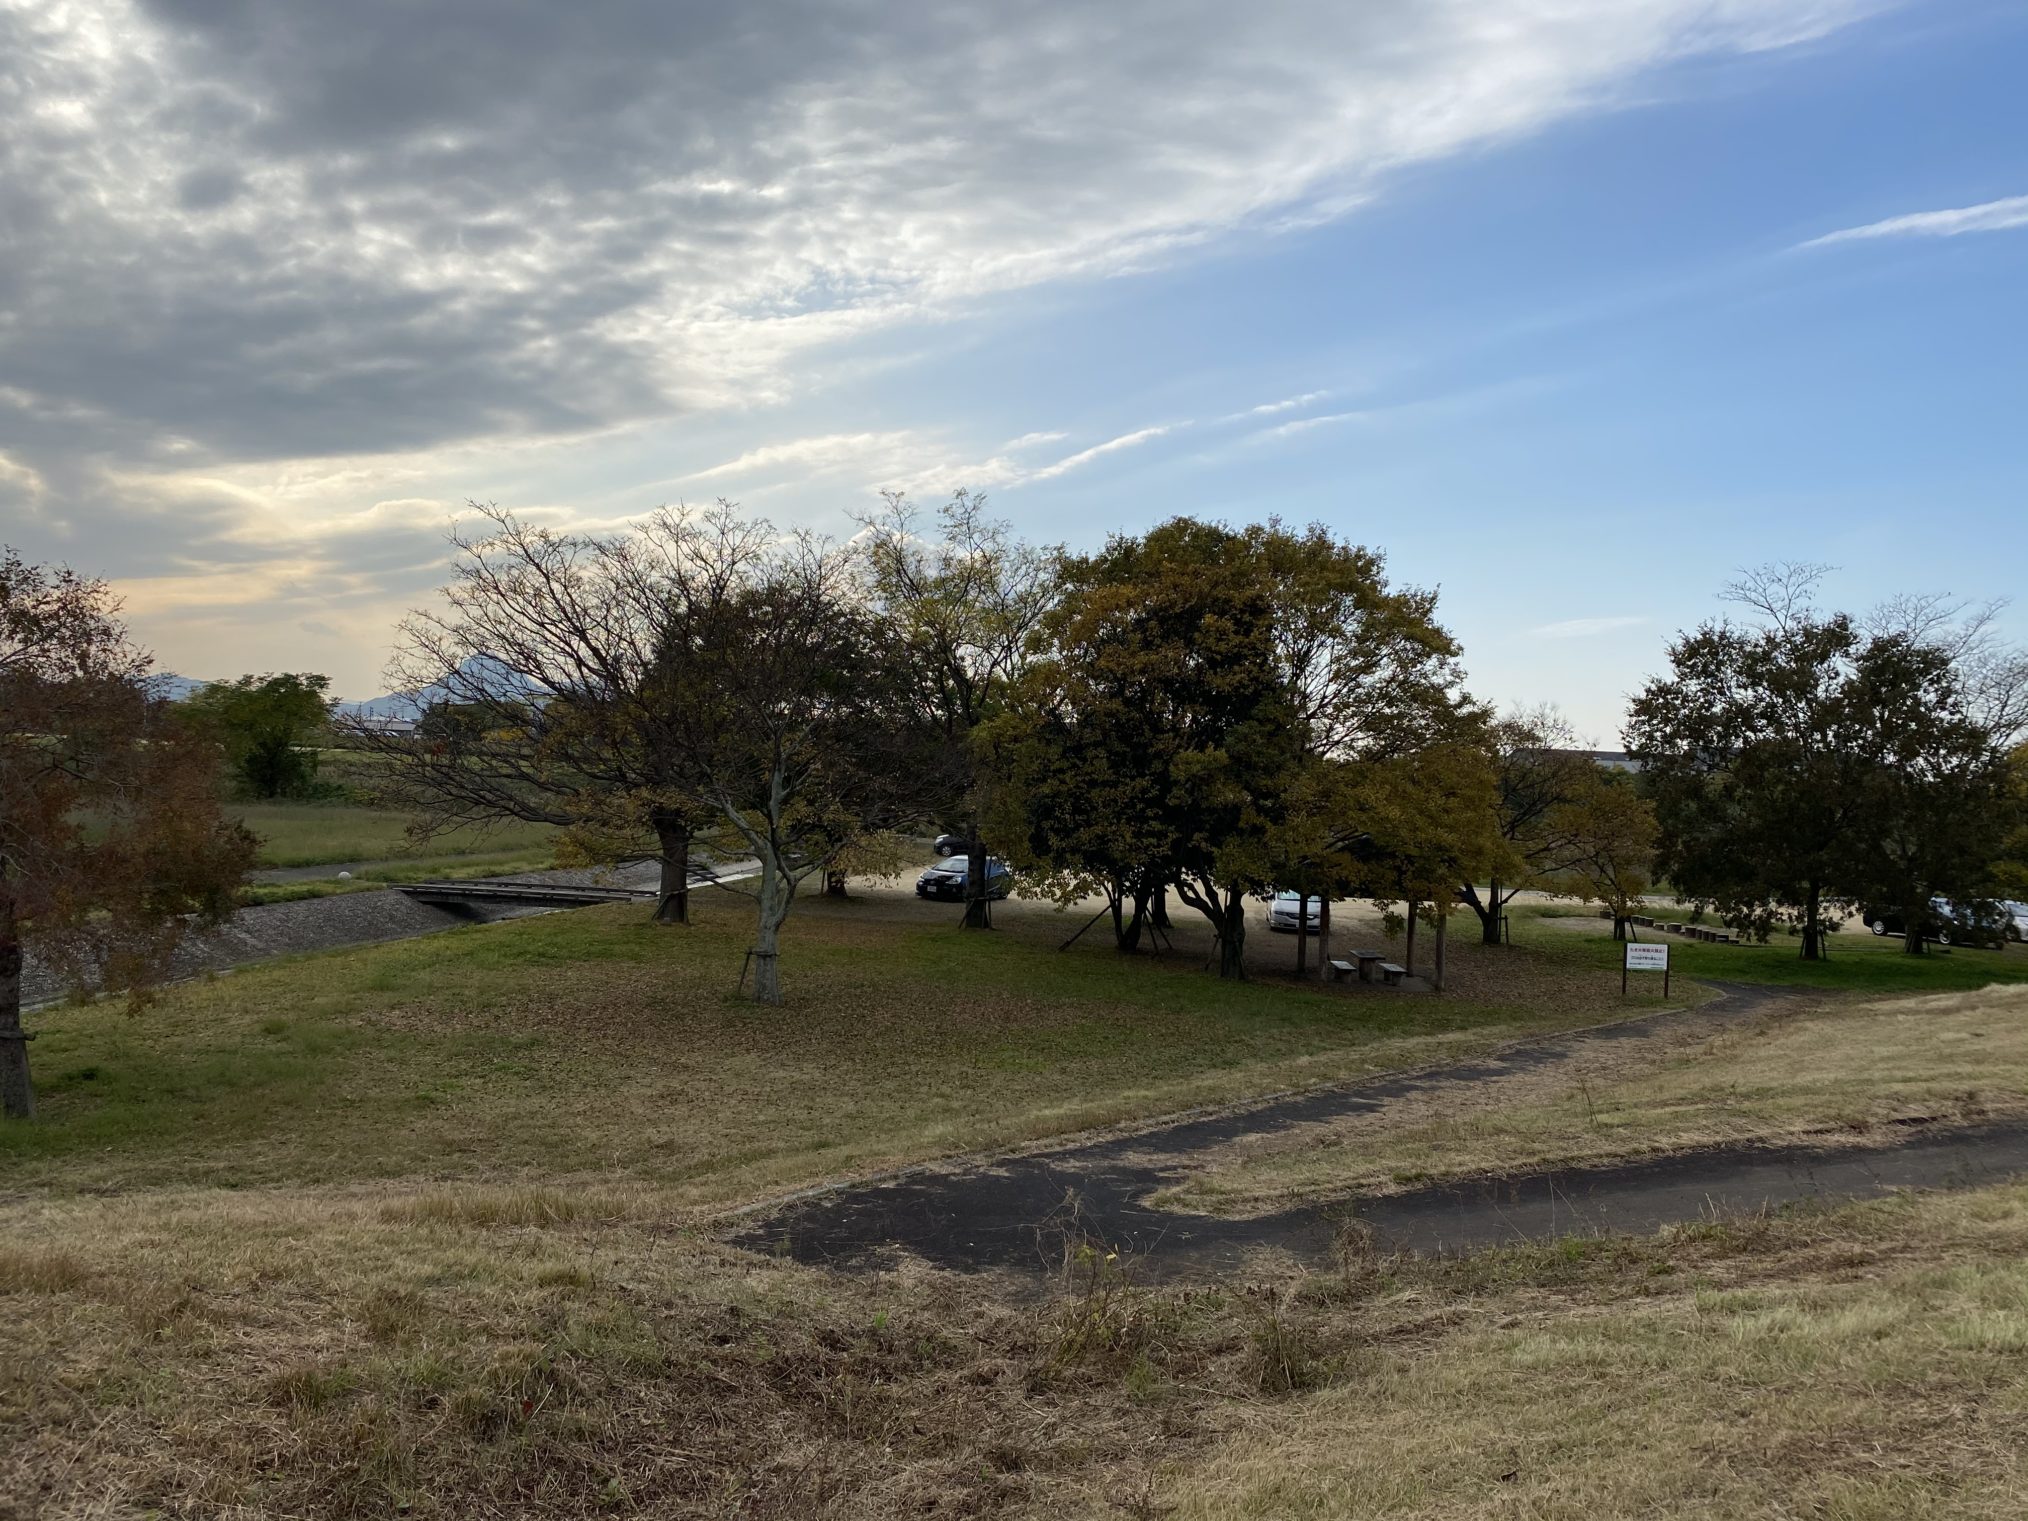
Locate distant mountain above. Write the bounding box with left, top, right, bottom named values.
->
left=337, top=655, right=543, bottom=719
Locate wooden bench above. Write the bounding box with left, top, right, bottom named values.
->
left=1377, top=961, right=1407, bottom=987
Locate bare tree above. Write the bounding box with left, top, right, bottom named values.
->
left=365, top=502, right=774, bottom=923
left=1867, top=590, right=2028, bottom=747
left=1, top=551, right=255, bottom=1119
left=669, top=527, right=929, bottom=1003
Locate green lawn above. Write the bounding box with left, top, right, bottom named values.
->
left=1520, top=901, right=2028, bottom=993
left=7, top=886, right=1643, bottom=1204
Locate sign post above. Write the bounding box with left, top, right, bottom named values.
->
left=1623, top=941, right=1669, bottom=998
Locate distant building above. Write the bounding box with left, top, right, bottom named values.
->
left=350, top=714, right=418, bottom=737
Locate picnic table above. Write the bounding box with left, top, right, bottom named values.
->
left=1328, top=950, right=1388, bottom=983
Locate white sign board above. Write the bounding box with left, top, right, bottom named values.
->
left=1624, top=943, right=1669, bottom=972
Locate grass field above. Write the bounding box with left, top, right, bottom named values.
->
left=1523, top=900, right=2028, bottom=993
left=11, top=883, right=2028, bottom=1515
left=1158, top=980, right=2028, bottom=1217
left=234, top=800, right=561, bottom=869
left=2, top=886, right=1651, bottom=1201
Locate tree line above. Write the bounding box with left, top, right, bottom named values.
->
left=361, top=500, right=1657, bottom=1001
left=4, top=522, right=2024, bottom=1122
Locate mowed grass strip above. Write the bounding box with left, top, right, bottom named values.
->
left=5, top=884, right=1638, bottom=1205
left=1159, top=981, right=2028, bottom=1218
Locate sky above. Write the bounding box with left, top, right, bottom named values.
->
left=3, top=0, right=2025, bottom=738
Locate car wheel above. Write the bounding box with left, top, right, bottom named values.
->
left=1869, top=919, right=1888, bottom=936
left=1936, top=928, right=1952, bottom=947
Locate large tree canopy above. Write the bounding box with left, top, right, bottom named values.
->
left=1629, top=567, right=2018, bottom=957
left=186, top=672, right=334, bottom=799
left=990, top=517, right=1476, bottom=979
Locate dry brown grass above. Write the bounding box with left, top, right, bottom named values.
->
left=11, top=1179, right=2028, bottom=1517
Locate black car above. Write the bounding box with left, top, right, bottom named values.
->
left=916, top=857, right=1013, bottom=901
left=1861, top=898, right=2008, bottom=949
left=934, top=832, right=967, bottom=857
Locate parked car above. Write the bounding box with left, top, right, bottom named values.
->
left=2001, top=901, right=2028, bottom=943
left=934, top=832, right=967, bottom=857
left=916, top=856, right=1013, bottom=901
left=1861, top=897, right=2009, bottom=948
left=1266, top=889, right=1327, bottom=934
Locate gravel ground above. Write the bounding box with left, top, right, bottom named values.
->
left=17, top=858, right=735, bottom=1011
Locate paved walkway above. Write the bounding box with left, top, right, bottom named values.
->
left=727, top=984, right=2028, bottom=1279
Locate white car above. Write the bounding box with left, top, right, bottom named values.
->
left=1267, top=889, right=1326, bottom=933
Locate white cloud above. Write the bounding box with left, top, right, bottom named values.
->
left=1234, top=390, right=1335, bottom=419
left=1800, top=195, right=2028, bottom=249
left=1027, top=426, right=1176, bottom=482
left=680, top=432, right=927, bottom=485
left=1531, top=615, right=1649, bottom=639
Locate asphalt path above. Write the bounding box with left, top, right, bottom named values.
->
left=727, top=983, right=2028, bottom=1279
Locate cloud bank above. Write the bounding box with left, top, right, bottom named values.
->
left=0, top=0, right=1882, bottom=686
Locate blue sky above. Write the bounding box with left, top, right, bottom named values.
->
left=3, top=0, right=2023, bottom=735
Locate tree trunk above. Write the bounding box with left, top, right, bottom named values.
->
left=824, top=871, right=847, bottom=897
left=1474, top=880, right=1505, bottom=946
left=1316, top=895, right=1332, bottom=980
left=1611, top=913, right=1629, bottom=941
left=0, top=900, right=33, bottom=1121
left=1216, top=895, right=1247, bottom=980
left=1799, top=882, right=1823, bottom=961
left=652, top=815, right=690, bottom=925
left=1152, top=888, right=1171, bottom=930
left=747, top=855, right=793, bottom=1004
left=1120, top=884, right=1148, bottom=953
left=1295, top=893, right=1310, bottom=977
left=962, top=827, right=991, bottom=930
left=1404, top=901, right=1418, bottom=976
left=1433, top=910, right=1447, bottom=993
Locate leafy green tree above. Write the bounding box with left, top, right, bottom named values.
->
left=1630, top=566, right=2018, bottom=958
left=1340, top=744, right=1506, bottom=988
left=188, top=672, right=334, bottom=798
left=1837, top=633, right=2016, bottom=955
left=853, top=490, right=1056, bottom=928
left=992, top=517, right=1473, bottom=980
left=1538, top=768, right=1658, bottom=940
left=996, top=518, right=1294, bottom=978
left=1995, top=744, right=2028, bottom=908
left=1459, top=708, right=1600, bottom=947
left=2, top=550, right=255, bottom=1119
